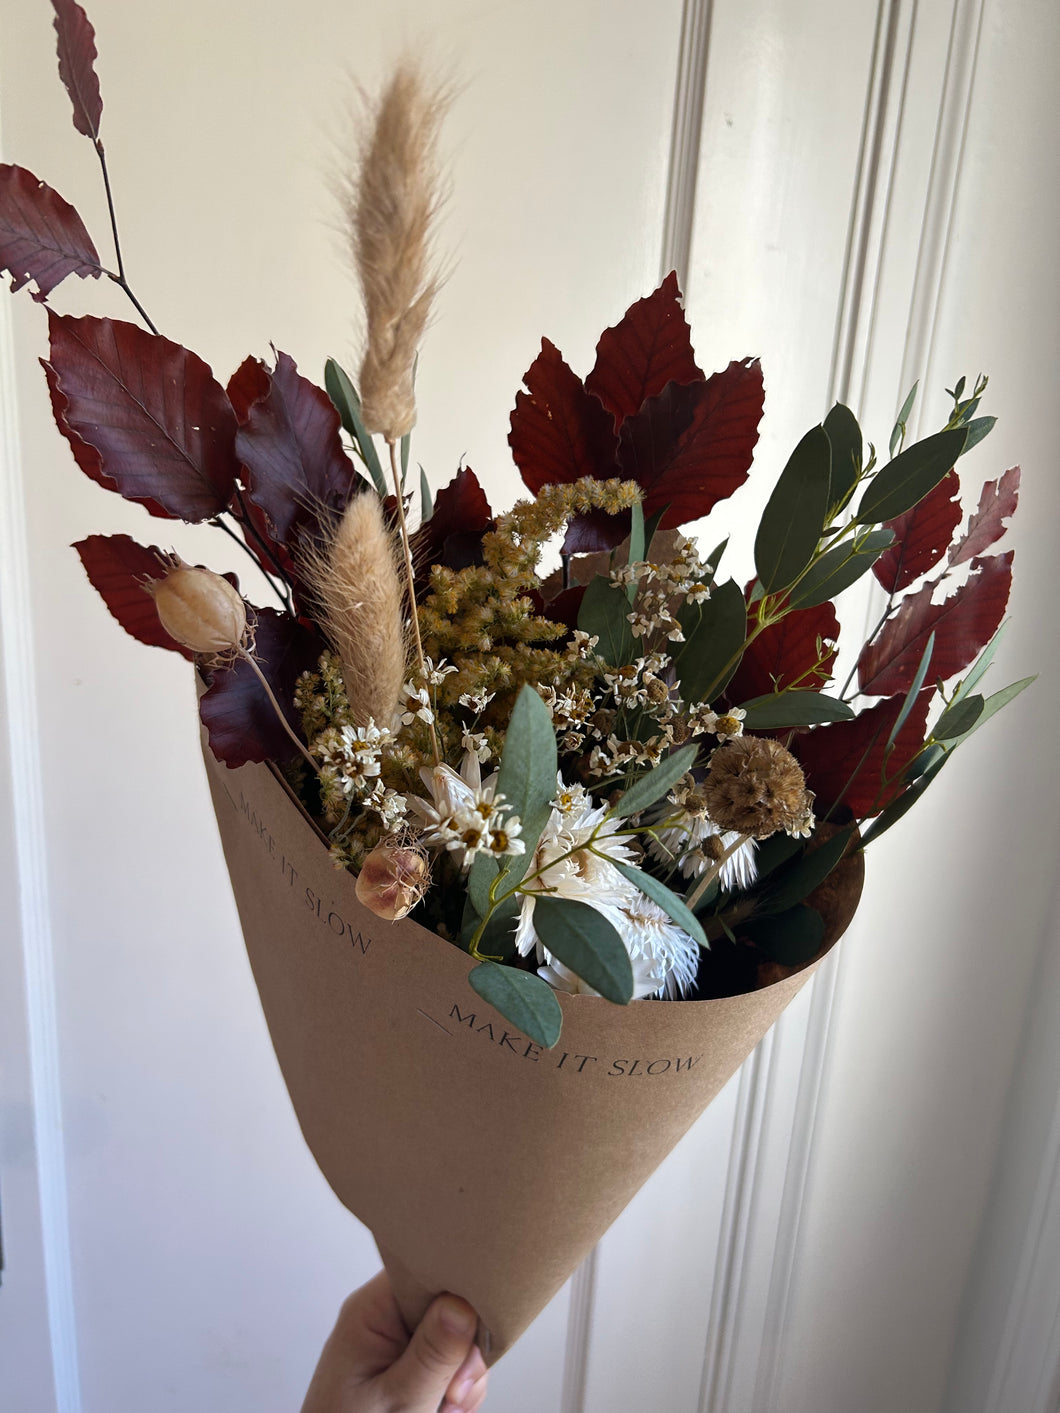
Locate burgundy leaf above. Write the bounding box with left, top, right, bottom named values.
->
left=199, top=608, right=325, bottom=767
left=872, top=469, right=962, bottom=593
left=411, top=465, right=494, bottom=590
left=641, top=358, right=764, bottom=528
left=540, top=582, right=587, bottom=631
left=509, top=339, right=620, bottom=494
left=793, top=689, right=933, bottom=816
left=46, top=312, right=239, bottom=520
left=858, top=551, right=1013, bottom=696
left=0, top=165, right=102, bottom=300
left=43, top=357, right=170, bottom=518
left=560, top=505, right=633, bottom=555
left=727, top=598, right=840, bottom=703
left=584, top=272, right=704, bottom=425
left=949, top=465, right=1020, bottom=566
left=231, top=351, right=357, bottom=553
left=51, top=0, right=103, bottom=140
left=74, top=533, right=192, bottom=659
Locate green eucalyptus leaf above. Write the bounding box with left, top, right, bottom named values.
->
left=674, top=578, right=747, bottom=703
left=961, top=416, right=996, bottom=453
left=823, top=402, right=863, bottom=512
left=704, top=536, right=729, bottom=580
left=324, top=358, right=388, bottom=497
left=932, top=694, right=984, bottom=740
left=494, top=685, right=558, bottom=890
left=608, top=743, right=698, bottom=819
left=532, top=896, right=634, bottom=1004
left=744, top=905, right=825, bottom=965
left=887, top=630, right=935, bottom=750
left=889, top=381, right=918, bottom=458
left=577, top=575, right=635, bottom=667
left=860, top=769, right=940, bottom=846
left=952, top=622, right=1008, bottom=704
left=754, top=425, right=833, bottom=591
left=786, top=530, right=894, bottom=610
left=468, top=961, right=562, bottom=1048
left=612, top=861, right=708, bottom=948
left=757, top=827, right=854, bottom=916
left=400, top=429, right=411, bottom=488
left=950, top=676, right=1036, bottom=746
left=904, top=742, right=946, bottom=782
left=856, top=426, right=968, bottom=524
left=644, top=505, right=669, bottom=553
left=419, top=465, right=432, bottom=520
left=738, top=691, right=855, bottom=729
left=749, top=832, right=801, bottom=882
left=627, top=500, right=646, bottom=590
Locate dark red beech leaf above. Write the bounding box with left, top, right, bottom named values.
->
left=560, top=505, right=633, bottom=555
left=858, top=551, right=1013, bottom=696
left=74, top=533, right=193, bottom=659
left=727, top=598, right=840, bottom=704
left=949, top=465, right=1020, bottom=566
left=46, top=312, right=239, bottom=520
left=230, top=351, right=357, bottom=553
left=411, top=465, right=494, bottom=591
left=872, top=469, right=962, bottom=594
left=793, top=689, right=933, bottom=816
left=641, top=358, right=764, bottom=528
left=510, top=338, right=620, bottom=494
left=199, top=608, right=325, bottom=768
left=51, top=0, right=103, bottom=141
left=584, top=271, right=704, bottom=425
left=43, top=358, right=171, bottom=519
left=0, top=165, right=102, bottom=300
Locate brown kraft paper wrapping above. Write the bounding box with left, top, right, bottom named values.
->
left=203, top=744, right=862, bottom=1362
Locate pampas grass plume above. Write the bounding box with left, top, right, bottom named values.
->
left=348, top=62, right=448, bottom=442
left=308, top=493, right=407, bottom=729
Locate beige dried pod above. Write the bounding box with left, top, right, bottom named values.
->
left=303, top=493, right=407, bottom=729
left=702, top=736, right=813, bottom=839
left=146, top=558, right=322, bottom=778
left=146, top=559, right=247, bottom=657
left=355, top=840, right=429, bottom=920
left=347, top=62, right=448, bottom=441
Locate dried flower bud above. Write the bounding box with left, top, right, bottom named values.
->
left=355, top=841, right=429, bottom=920
left=147, top=560, right=247, bottom=657
left=702, top=736, right=813, bottom=839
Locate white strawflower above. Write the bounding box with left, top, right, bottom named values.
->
left=515, top=776, right=699, bottom=1000
left=648, top=815, right=757, bottom=891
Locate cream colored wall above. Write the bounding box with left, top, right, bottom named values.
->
left=1, top=2, right=1057, bottom=1412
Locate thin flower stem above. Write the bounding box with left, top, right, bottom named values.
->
left=387, top=438, right=440, bottom=764
left=95, top=140, right=160, bottom=335
left=239, top=650, right=322, bottom=777
left=210, top=515, right=291, bottom=611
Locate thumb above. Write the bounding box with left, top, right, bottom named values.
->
left=381, top=1293, right=477, bottom=1410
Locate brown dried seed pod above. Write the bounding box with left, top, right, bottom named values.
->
left=146, top=560, right=247, bottom=656
left=355, top=841, right=429, bottom=921
left=702, top=735, right=812, bottom=839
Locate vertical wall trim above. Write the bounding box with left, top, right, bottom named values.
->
left=660, top=0, right=714, bottom=290
left=560, top=1249, right=598, bottom=1413
left=0, top=308, right=83, bottom=1412
left=751, top=3, right=986, bottom=1407
left=0, top=67, right=82, bottom=1407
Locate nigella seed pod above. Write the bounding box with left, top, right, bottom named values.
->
left=355, top=842, right=429, bottom=921
left=146, top=559, right=248, bottom=657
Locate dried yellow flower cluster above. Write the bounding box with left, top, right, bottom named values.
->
left=418, top=478, right=641, bottom=728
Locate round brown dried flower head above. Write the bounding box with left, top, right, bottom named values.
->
left=355, top=840, right=430, bottom=920
left=146, top=558, right=248, bottom=659
left=702, top=736, right=813, bottom=839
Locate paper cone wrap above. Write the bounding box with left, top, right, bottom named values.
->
left=203, top=744, right=861, bottom=1360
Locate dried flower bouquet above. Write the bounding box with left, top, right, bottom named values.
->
left=0, top=0, right=1031, bottom=1061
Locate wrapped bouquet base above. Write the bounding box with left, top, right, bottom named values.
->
left=203, top=735, right=863, bottom=1361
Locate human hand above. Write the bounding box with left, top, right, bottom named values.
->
left=300, top=1271, right=488, bottom=1413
